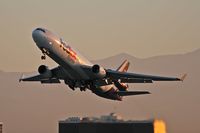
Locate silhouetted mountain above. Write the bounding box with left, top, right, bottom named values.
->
left=0, top=49, right=199, bottom=133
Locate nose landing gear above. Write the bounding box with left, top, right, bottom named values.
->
left=41, top=48, right=47, bottom=60
left=41, top=55, right=46, bottom=60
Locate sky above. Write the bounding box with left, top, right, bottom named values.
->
left=0, top=0, right=200, bottom=72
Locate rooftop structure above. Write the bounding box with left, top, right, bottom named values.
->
left=59, top=113, right=166, bottom=133
left=60, top=113, right=124, bottom=123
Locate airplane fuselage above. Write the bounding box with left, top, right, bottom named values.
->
left=32, top=28, right=122, bottom=100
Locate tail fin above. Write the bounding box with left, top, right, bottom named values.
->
left=117, top=60, right=130, bottom=72
left=115, top=60, right=130, bottom=91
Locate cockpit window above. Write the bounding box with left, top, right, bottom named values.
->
left=36, top=28, right=46, bottom=33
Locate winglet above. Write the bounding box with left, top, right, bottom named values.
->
left=180, top=74, right=187, bottom=81
left=19, top=74, right=24, bottom=82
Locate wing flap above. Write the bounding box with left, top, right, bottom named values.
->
left=116, top=91, right=151, bottom=96
left=41, top=78, right=61, bottom=83
left=120, top=78, right=153, bottom=83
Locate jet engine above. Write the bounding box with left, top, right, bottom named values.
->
left=92, top=64, right=106, bottom=78
left=38, top=65, right=52, bottom=78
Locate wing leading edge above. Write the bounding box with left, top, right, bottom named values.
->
left=106, top=69, right=186, bottom=83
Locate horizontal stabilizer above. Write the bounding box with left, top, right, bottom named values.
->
left=116, top=91, right=150, bottom=96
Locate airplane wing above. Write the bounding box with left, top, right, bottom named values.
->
left=19, top=66, right=64, bottom=83
left=20, top=74, right=61, bottom=83
left=106, top=69, right=187, bottom=83
left=116, top=91, right=150, bottom=96
left=79, top=64, right=186, bottom=85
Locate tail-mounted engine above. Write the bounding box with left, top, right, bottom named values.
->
left=38, top=65, right=52, bottom=79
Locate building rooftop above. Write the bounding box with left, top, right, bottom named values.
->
left=59, top=113, right=167, bottom=133
left=60, top=113, right=154, bottom=123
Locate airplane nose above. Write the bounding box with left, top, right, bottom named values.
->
left=32, top=28, right=46, bottom=44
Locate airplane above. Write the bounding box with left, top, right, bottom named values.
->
left=19, top=28, right=187, bottom=101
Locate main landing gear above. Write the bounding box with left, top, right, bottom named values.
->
left=80, top=87, right=86, bottom=91
left=68, top=85, right=75, bottom=91
left=68, top=85, right=86, bottom=91
left=65, top=80, right=88, bottom=91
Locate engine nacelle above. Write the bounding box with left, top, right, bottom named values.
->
left=38, top=65, right=52, bottom=79
left=92, top=64, right=106, bottom=78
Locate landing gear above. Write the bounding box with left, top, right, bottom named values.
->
left=41, top=55, right=46, bottom=60
left=65, top=80, right=75, bottom=91
left=80, top=87, right=86, bottom=91
left=41, top=48, right=47, bottom=60
left=68, top=85, right=75, bottom=91
left=65, top=80, right=88, bottom=91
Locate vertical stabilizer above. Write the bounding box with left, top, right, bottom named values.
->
left=114, top=60, right=130, bottom=91
left=116, top=60, right=130, bottom=72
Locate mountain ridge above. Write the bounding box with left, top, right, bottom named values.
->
left=0, top=48, right=199, bottom=72
left=93, top=48, right=200, bottom=64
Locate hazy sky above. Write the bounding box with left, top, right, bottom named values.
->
left=0, top=0, right=200, bottom=72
